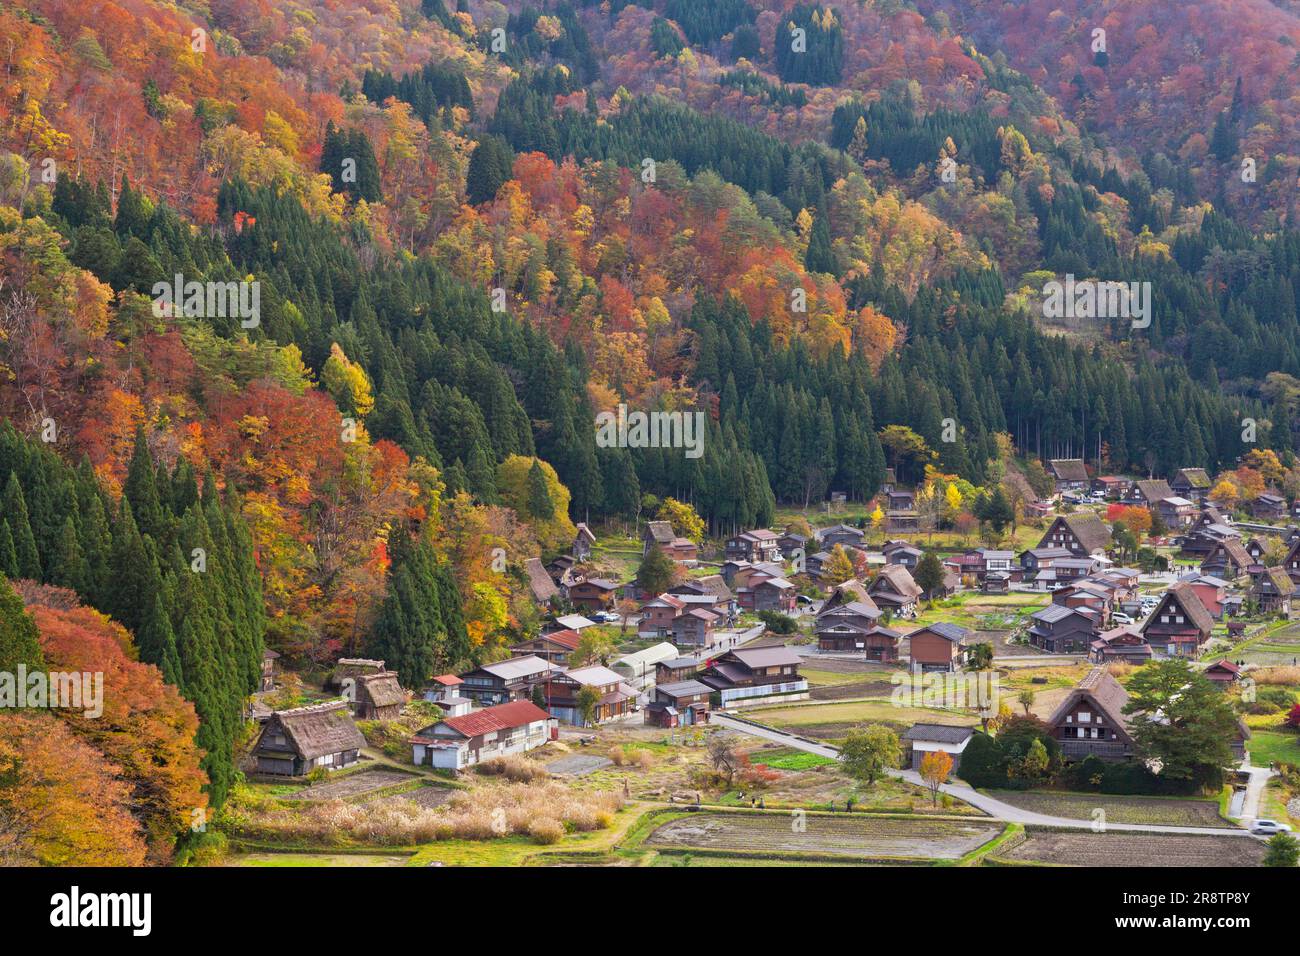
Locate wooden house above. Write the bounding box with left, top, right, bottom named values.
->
left=1252, top=493, right=1288, bottom=521
left=573, top=523, right=597, bottom=561
left=251, top=701, right=366, bottom=776
left=814, top=600, right=884, bottom=653
left=725, top=529, right=781, bottom=564
left=655, top=656, right=700, bottom=685
left=1046, top=667, right=1135, bottom=761
left=1048, top=458, right=1089, bottom=492
left=816, top=523, right=865, bottom=550
left=907, top=622, right=971, bottom=672
left=260, top=648, right=279, bottom=693
left=1089, top=625, right=1152, bottom=664
left=672, top=607, right=722, bottom=648
left=1250, top=566, right=1295, bottom=615
left=1126, top=479, right=1174, bottom=509
left=643, top=521, right=698, bottom=564
left=643, top=679, right=712, bottom=728
left=458, top=655, right=559, bottom=706
left=1156, top=496, right=1197, bottom=529
left=1204, top=659, right=1243, bottom=688
left=777, top=532, right=808, bottom=560
left=1200, top=538, right=1252, bottom=580
left=697, top=647, right=807, bottom=706
left=885, top=489, right=916, bottom=511
left=1027, top=604, right=1101, bottom=653
left=1139, top=584, right=1214, bottom=658
left=638, top=593, right=686, bottom=638
left=347, top=671, right=405, bottom=721
left=1037, top=512, right=1111, bottom=557
left=902, top=723, right=974, bottom=772
left=545, top=665, right=638, bottom=725
left=883, top=539, right=923, bottom=570
left=511, top=629, right=582, bottom=664
left=410, top=701, right=554, bottom=771
left=568, top=577, right=620, bottom=611
left=885, top=510, right=920, bottom=533
left=1171, top=468, right=1212, bottom=504
left=868, top=565, right=923, bottom=616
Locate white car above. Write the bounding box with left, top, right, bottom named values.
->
left=1250, top=819, right=1293, bottom=836
left=1111, top=612, right=1134, bottom=625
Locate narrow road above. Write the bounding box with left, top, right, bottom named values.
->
left=711, top=713, right=1255, bottom=838
left=1239, top=765, right=1274, bottom=824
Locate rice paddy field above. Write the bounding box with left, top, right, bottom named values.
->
left=644, top=810, right=1002, bottom=861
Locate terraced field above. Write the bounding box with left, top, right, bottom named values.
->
left=645, top=811, right=1000, bottom=860
left=998, top=830, right=1265, bottom=867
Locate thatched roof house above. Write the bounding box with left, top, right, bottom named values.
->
left=351, top=671, right=406, bottom=721
left=251, top=701, right=367, bottom=776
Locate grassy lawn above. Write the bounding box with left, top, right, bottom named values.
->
left=751, top=698, right=979, bottom=739
left=1247, top=728, right=1300, bottom=767
left=800, top=666, right=872, bottom=688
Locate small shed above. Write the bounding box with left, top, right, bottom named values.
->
left=902, top=723, right=974, bottom=772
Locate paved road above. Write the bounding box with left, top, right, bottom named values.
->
left=711, top=713, right=1255, bottom=838
left=1239, top=765, right=1274, bottom=824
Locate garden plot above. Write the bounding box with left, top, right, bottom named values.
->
left=646, top=811, right=999, bottom=860
left=986, top=791, right=1232, bottom=828
left=999, top=830, right=1265, bottom=867
left=293, top=769, right=414, bottom=801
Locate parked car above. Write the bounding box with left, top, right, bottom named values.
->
left=1250, top=819, right=1292, bottom=836
left=591, top=611, right=619, bottom=623
left=1111, top=612, right=1134, bottom=625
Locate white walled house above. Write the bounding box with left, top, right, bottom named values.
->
left=410, top=701, right=555, bottom=771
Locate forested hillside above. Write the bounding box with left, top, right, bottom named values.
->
left=2, top=0, right=1300, bottom=861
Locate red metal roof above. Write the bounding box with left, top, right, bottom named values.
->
left=432, top=674, right=464, bottom=686
left=439, top=700, right=550, bottom=738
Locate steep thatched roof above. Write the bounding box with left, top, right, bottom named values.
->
left=269, top=701, right=366, bottom=759
left=357, top=672, right=406, bottom=710
left=1047, top=667, right=1133, bottom=741
left=524, top=557, right=559, bottom=602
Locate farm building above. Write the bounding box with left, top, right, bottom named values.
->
left=347, top=671, right=406, bottom=721
left=902, top=723, right=974, bottom=772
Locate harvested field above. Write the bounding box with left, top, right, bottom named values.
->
left=986, top=791, right=1232, bottom=828
left=294, top=770, right=414, bottom=801
left=998, top=830, right=1265, bottom=867
left=547, top=754, right=615, bottom=776
left=379, top=785, right=455, bottom=810
left=645, top=811, right=999, bottom=860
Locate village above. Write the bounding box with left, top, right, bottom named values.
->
left=228, top=460, right=1300, bottom=868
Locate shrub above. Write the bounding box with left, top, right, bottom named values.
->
left=528, top=818, right=565, bottom=845
left=475, top=755, right=548, bottom=783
